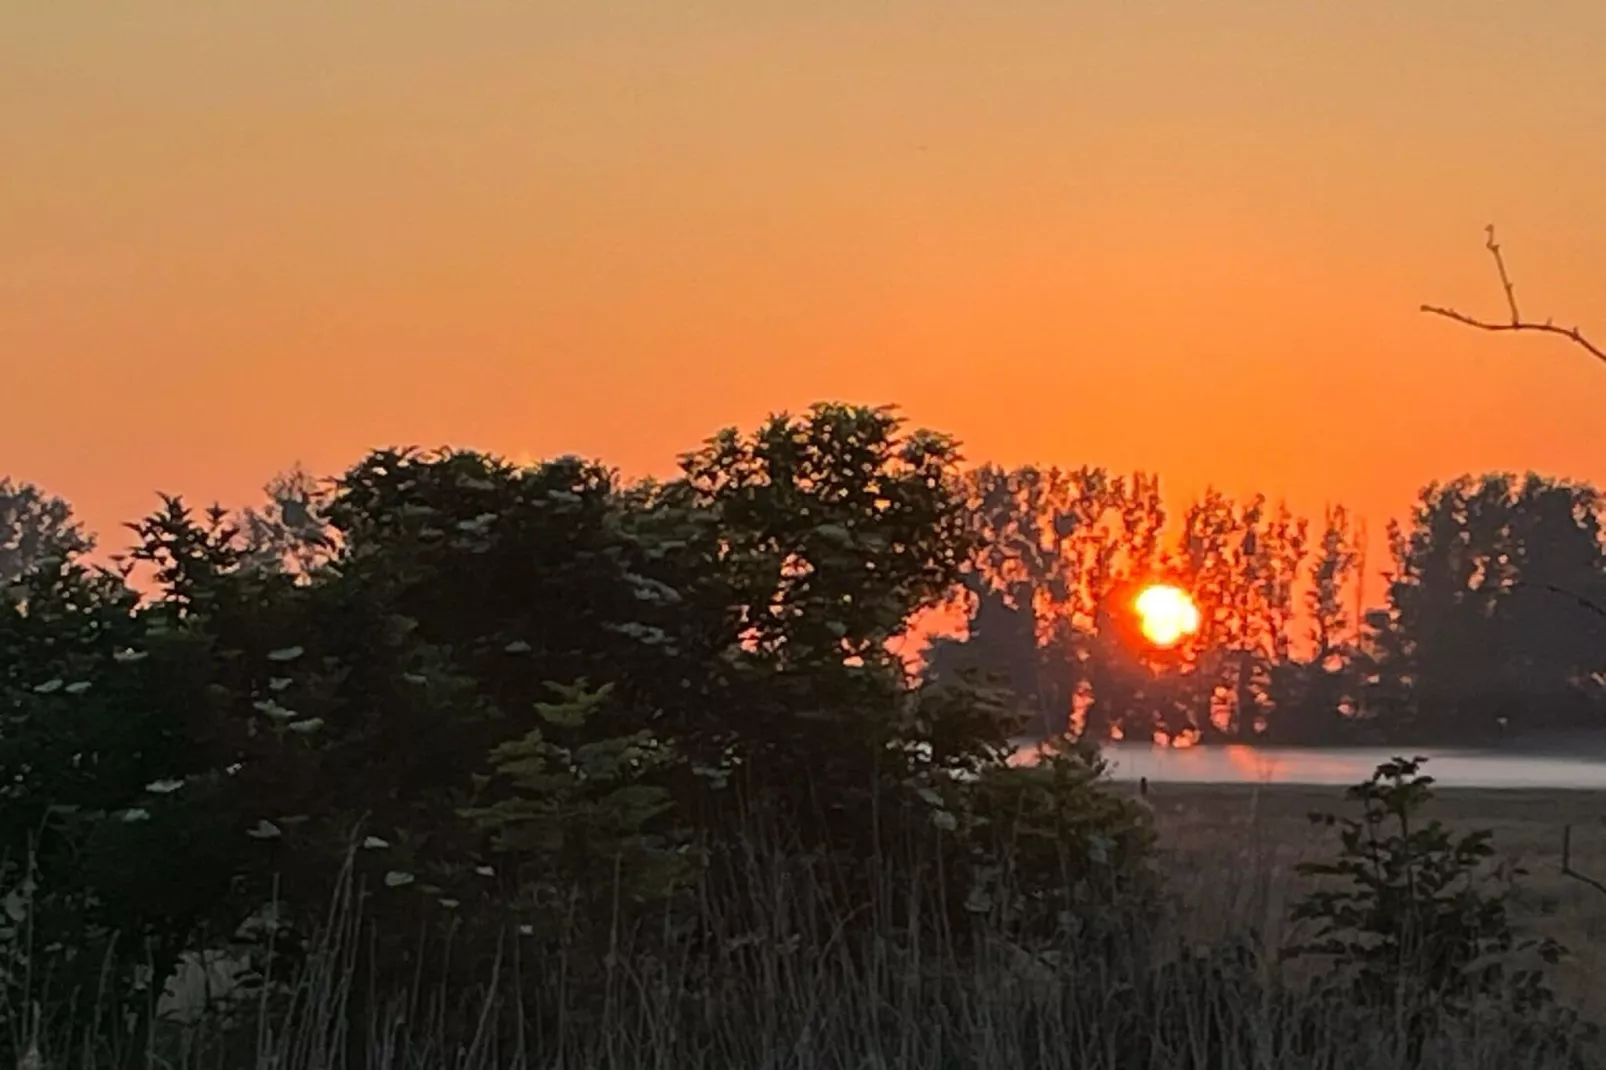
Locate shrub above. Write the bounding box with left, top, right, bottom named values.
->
left=1285, top=756, right=1594, bottom=1062
left=937, top=736, right=1162, bottom=948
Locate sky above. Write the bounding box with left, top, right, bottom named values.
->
left=5, top=3, right=1606, bottom=564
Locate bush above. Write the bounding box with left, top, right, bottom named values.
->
left=935, top=737, right=1162, bottom=948
left=1285, top=756, right=1595, bottom=1063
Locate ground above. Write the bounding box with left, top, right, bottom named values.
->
left=1133, top=782, right=1606, bottom=1017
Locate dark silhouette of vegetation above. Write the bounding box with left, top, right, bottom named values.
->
left=1287, top=757, right=1588, bottom=1064
left=929, top=463, right=1606, bottom=748
left=1, top=402, right=1601, bottom=1068
left=0, top=477, right=92, bottom=586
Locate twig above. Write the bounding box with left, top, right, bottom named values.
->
left=1561, top=825, right=1606, bottom=898
left=1420, top=224, right=1606, bottom=364
left=1514, top=580, right=1606, bottom=622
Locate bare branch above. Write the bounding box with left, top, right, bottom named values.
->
left=1419, top=224, right=1605, bottom=365
left=1484, top=223, right=1521, bottom=324
left=1561, top=825, right=1606, bottom=898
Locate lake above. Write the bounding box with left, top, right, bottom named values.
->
left=1009, top=739, right=1606, bottom=791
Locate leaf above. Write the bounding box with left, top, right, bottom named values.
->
left=403, top=673, right=428, bottom=685
left=536, top=701, right=589, bottom=728
left=64, top=681, right=92, bottom=695
left=268, top=677, right=294, bottom=692
left=474, top=865, right=496, bottom=877
left=931, top=809, right=958, bottom=832
left=814, top=523, right=854, bottom=547
left=253, top=700, right=297, bottom=721
left=362, top=836, right=390, bottom=850
left=112, top=649, right=149, bottom=664
left=121, top=808, right=151, bottom=823
left=266, top=646, right=305, bottom=663
left=144, top=778, right=184, bottom=795
left=384, top=871, right=415, bottom=888
left=504, top=639, right=533, bottom=654
left=32, top=679, right=63, bottom=695
left=247, top=820, right=282, bottom=840
left=287, top=717, right=325, bottom=734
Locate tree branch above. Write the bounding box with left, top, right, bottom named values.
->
left=1420, top=224, right=1605, bottom=365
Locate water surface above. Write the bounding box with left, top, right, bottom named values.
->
left=1010, top=740, right=1606, bottom=791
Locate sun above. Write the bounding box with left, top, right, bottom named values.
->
left=1133, top=584, right=1200, bottom=648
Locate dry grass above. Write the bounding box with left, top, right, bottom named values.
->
left=1134, top=781, right=1606, bottom=1018
left=13, top=784, right=1606, bottom=1069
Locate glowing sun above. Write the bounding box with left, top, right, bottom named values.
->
left=1133, top=584, right=1200, bottom=648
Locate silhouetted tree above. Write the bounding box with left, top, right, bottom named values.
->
left=935, top=465, right=1168, bottom=739
left=0, top=477, right=92, bottom=585
left=237, top=463, right=338, bottom=575
left=1269, top=504, right=1366, bottom=743
left=1366, top=473, right=1606, bottom=743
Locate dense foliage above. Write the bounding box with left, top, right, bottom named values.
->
left=0, top=403, right=1597, bottom=1068
left=0, top=406, right=1160, bottom=1058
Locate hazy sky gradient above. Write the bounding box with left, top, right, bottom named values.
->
left=5, top=3, right=1605, bottom=553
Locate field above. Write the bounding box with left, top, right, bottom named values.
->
left=27, top=780, right=1606, bottom=1070
left=1137, top=781, right=1606, bottom=1017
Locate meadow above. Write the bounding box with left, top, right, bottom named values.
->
left=1144, top=782, right=1606, bottom=1018
left=15, top=776, right=1602, bottom=1070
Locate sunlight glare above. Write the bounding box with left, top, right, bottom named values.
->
left=1133, top=584, right=1200, bottom=648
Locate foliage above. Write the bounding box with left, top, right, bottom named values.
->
left=11, top=413, right=1606, bottom=1066
left=0, top=550, right=245, bottom=1048
left=0, top=477, right=93, bottom=586
left=672, top=404, right=985, bottom=843
left=1286, top=757, right=1588, bottom=1059
left=939, top=737, right=1162, bottom=944
left=930, top=465, right=1371, bottom=745
left=236, top=464, right=338, bottom=575
left=7, top=405, right=1138, bottom=1047
left=1366, top=473, right=1606, bottom=743
left=461, top=680, right=696, bottom=943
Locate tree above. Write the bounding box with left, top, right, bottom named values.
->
left=1272, top=504, right=1366, bottom=743
left=1366, top=474, right=1606, bottom=742
left=237, top=463, right=337, bottom=576
left=675, top=403, right=999, bottom=845
left=1, top=404, right=1170, bottom=1064
left=935, top=465, right=1168, bottom=740
left=0, top=549, right=248, bottom=1062
left=0, top=477, right=92, bottom=585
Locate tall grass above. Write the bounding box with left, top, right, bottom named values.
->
left=5, top=807, right=1600, bottom=1070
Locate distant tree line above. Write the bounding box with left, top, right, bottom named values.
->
left=9, top=453, right=1606, bottom=769
left=925, top=465, right=1606, bottom=746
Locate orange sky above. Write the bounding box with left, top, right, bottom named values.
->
left=5, top=3, right=1606, bottom=564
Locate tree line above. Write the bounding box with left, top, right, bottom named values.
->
left=8, top=437, right=1606, bottom=774
left=928, top=464, right=1606, bottom=746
